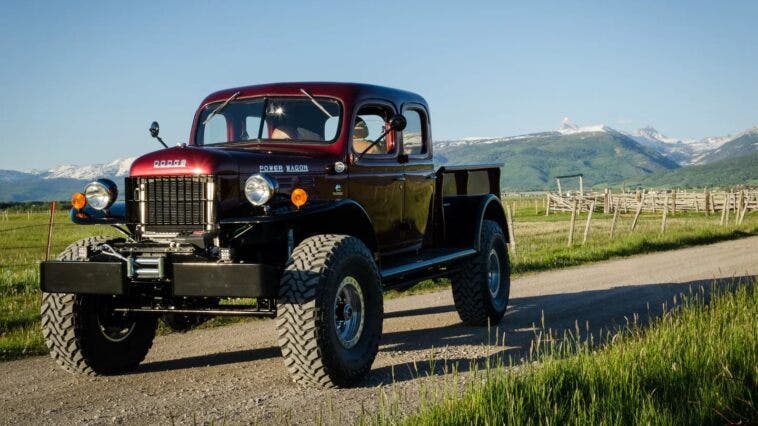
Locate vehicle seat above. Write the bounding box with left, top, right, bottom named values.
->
left=353, top=118, right=382, bottom=154
left=271, top=125, right=297, bottom=139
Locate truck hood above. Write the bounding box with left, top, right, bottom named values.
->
left=129, top=145, right=331, bottom=177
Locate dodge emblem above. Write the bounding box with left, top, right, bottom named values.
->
left=153, top=159, right=187, bottom=168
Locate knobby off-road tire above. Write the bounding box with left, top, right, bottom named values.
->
left=276, top=235, right=383, bottom=388
left=451, top=220, right=511, bottom=326
left=40, top=236, right=157, bottom=375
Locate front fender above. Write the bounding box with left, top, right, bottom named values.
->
left=70, top=201, right=126, bottom=225
left=219, top=199, right=378, bottom=252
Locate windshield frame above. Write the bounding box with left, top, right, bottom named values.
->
left=194, top=95, right=344, bottom=147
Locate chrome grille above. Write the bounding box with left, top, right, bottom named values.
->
left=126, top=175, right=215, bottom=231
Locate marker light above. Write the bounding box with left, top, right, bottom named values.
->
left=71, top=192, right=87, bottom=210
left=291, top=188, right=308, bottom=208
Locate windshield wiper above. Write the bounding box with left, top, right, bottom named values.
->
left=203, top=91, right=241, bottom=125
left=300, top=88, right=333, bottom=118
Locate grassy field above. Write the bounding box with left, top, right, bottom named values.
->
left=1, top=201, right=757, bottom=361
left=381, top=280, right=757, bottom=425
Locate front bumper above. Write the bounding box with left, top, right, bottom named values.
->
left=40, top=261, right=280, bottom=298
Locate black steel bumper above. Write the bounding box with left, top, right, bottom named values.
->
left=40, top=261, right=279, bottom=298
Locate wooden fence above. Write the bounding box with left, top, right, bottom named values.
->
left=545, top=188, right=758, bottom=216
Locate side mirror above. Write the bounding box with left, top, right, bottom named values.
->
left=149, top=121, right=160, bottom=138
left=148, top=121, right=168, bottom=148
left=389, top=114, right=407, bottom=132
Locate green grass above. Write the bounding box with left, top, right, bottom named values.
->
left=381, top=281, right=757, bottom=425
left=2, top=204, right=758, bottom=361
left=0, top=211, right=111, bottom=360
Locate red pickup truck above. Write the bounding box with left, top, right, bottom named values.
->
left=40, top=82, right=510, bottom=387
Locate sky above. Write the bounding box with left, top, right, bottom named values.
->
left=1, top=0, right=756, bottom=170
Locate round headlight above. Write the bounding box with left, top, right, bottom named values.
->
left=84, top=179, right=118, bottom=210
left=244, top=174, right=278, bottom=206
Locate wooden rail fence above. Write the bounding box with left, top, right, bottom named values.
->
left=545, top=188, right=758, bottom=216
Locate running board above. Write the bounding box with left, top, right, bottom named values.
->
left=381, top=249, right=477, bottom=280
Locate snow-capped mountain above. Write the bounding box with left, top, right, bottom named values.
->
left=624, top=125, right=756, bottom=165
left=557, top=117, right=615, bottom=136
left=0, top=158, right=135, bottom=202
left=40, top=157, right=135, bottom=180
left=625, top=126, right=697, bottom=165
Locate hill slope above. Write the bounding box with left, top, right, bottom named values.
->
left=695, top=128, right=758, bottom=164
left=613, top=152, right=758, bottom=189
left=435, top=128, right=679, bottom=191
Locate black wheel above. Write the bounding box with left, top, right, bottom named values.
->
left=276, top=234, right=383, bottom=388
left=40, top=236, right=157, bottom=375
left=451, top=220, right=511, bottom=326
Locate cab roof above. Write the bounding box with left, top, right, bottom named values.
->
left=200, top=82, right=428, bottom=109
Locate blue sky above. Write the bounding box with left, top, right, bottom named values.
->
left=1, top=0, right=756, bottom=170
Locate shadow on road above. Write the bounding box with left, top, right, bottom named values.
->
left=366, top=275, right=755, bottom=386
left=136, top=346, right=281, bottom=373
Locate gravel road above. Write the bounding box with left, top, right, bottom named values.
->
left=1, top=236, right=757, bottom=425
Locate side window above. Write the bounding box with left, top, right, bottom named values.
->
left=203, top=115, right=228, bottom=144
left=352, top=105, right=395, bottom=156
left=402, top=109, right=426, bottom=156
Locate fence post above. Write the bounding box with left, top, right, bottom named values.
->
left=545, top=193, right=551, bottom=216
left=610, top=200, right=620, bottom=239
left=671, top=190, right=677, bottom=215
left=45, top=201, right=57, bottom=261
left=582, top=200, right=596, bottom=245
left=505, top=203, right=516, bottom=254
left=631, top=194, right=645, bottom=232
left=660, top=194, right=669, bottom=235
left=567, top=199, right=578, bottom=247
left=719, top=192, right=729, bottom=226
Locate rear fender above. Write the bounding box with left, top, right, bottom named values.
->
left=442, top=194, right=508, bottom=250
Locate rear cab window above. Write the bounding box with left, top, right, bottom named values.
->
left=401, top=107, right=429, bottom=157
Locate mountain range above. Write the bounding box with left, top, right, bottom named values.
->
left=434, top=120, right=758, bottom=191
left=1, top=122, right=756, bottom=201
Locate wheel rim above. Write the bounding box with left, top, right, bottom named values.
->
left=96, top=307, right=136, bottom=343
left=334, top=276, right=365, bottom=349
left=488, top=248, right=501, bottom=300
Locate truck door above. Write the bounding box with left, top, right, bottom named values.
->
left=400, top=105, right=435, bottom=248
left=348, top=103, right=407, bottom=253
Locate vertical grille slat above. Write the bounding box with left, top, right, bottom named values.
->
left=125, top=175, right=214, bottom=231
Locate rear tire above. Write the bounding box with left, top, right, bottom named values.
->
left=276, top=235, right=382, bottom=388
left=41, top=236, right=157, bottom=375
left=451, top=220, right=511, bottom=326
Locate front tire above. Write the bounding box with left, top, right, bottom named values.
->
left=451, top=220, right=511, bottom=326
left=41, top=237, right=157, bottom=375
left=276, top=235, right=382, bottom=388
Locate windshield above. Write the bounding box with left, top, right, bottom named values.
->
left=195, top=96, right=342, bottom=145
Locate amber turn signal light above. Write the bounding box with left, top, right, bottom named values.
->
left=291, top=188, right=308, bottom=208
left=71, top=192, right=87, bottom=210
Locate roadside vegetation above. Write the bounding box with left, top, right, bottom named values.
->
left=378, top=281, right=757, bottom=425
left=2, top=202, right=757, bottom=361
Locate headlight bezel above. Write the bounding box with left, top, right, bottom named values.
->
left=84, top=179, right=118, bottom=211
left=244, top=173, right=278, bottom=206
